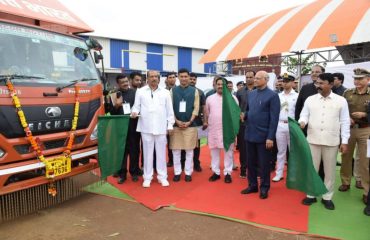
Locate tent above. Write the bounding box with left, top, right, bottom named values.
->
left=200, top=0, right=370, bottom=65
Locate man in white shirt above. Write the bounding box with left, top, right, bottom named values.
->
left=131, top=70, right=175, bottom=188
left=273, top=73, right=298, bottom=182
left=299, top=73, right=350, bottom=210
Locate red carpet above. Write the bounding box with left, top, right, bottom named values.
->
left=108, top=146, right=309, bottom=232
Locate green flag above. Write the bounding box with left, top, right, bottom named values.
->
left=287, top=117, right=328, bottom=196
left=222, top=79, right=241, bottom=150
left=98, top=115, right=129, bottom=179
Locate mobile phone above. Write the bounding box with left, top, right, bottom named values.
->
left=116, top=91, right=122, bottom=98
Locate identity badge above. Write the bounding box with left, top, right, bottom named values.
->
left=179, top=100, right=186, bottom=113
left=123, top=103, right=131, bottom=114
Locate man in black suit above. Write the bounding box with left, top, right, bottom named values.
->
left=295, top=65, right=325, bottom=180
left=294, top=65, right=325, bottom=121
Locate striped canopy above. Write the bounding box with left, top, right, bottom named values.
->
left=200, top=0, right=370, bottom=63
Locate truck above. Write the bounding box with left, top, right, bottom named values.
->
left=0, top=0, right=105, bottom=221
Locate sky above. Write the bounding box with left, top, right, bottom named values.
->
left=59, top=0, right=315, bottom=50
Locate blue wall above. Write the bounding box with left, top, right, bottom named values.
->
left=110, top=39, right=129, bottom=69
left=204, top=62, right=216, bottom=74
left=147, top=43, right=163, bottom=71
left=178, top=47, right=192, bottom=71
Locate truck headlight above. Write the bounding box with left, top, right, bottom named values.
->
left=0, top=148, right=5, bottom=158
left=90, top=125, right=98, bottom=141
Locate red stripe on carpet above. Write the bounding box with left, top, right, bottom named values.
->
left=108, top=146, right=309, bottom=232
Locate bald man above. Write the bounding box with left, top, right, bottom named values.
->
left=240, top=71, right=280, bottom=199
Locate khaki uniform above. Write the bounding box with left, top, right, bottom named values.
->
left=341, top=87, right=370, bottom=195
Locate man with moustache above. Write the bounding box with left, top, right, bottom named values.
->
left=236, top=70, right=255, bottom=178
left=339, top=68, right=370, bottom=205
left=205, top=77, right=239, bottom=183
left=295, top=65, right=326, bottom=179
left=131, top=70, right=175, bottom=188
left=110, top=74, right=141, bottom=184
left=299, top=73, right=350, bottom=210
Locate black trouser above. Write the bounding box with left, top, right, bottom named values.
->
left=119, top=130, right=141, bottom=178
left=193, top=139, right=201, bottom=167
left=246, top=141, right=272, bottom=193
left=237, top=125, right=247, bottom=175
left=271, top=138, right=278, bottom=171
left=167, top=134, right=173, bottom=165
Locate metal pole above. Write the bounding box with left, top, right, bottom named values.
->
left=297, top=50, right=303, bottom=91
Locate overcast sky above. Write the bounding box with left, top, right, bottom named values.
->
left=59, top=0, right=315, bottom=49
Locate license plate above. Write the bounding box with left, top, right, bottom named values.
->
left=45, top=156, right=72, bottom=178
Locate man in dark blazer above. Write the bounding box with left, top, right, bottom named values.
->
left=240, top=71, right=280, bottom=199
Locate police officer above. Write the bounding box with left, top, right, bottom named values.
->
left=339, top=68, right=370, bottom=205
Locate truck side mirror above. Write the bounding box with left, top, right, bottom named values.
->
left=94, top=51, right=103, bottom=64
left=86, top=38, right=102, bottom=51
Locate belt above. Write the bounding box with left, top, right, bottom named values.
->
left=351, top=123, right=370, bottom=129
left=279, top=120, right=288, bottom=123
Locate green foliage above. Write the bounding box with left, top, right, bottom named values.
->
left=283, top=54, right=326, bottom=75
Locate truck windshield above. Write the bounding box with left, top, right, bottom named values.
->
left=0, top=22, right=100, bottom=87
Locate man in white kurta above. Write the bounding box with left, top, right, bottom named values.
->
left=273, top=74, right=298, bottom=182
left=204, top=78, right=239, bottom=183
left=131, top=70, right=175, bottom=188
left=299, top=73, right=350, bottom=210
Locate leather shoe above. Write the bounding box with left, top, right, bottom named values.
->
left=239, top=172, right=246, bottom=179
left=224, top=174, right=232, bottom=184
left=302, top=197, right=317, bottom=205
left=185, top=175, right=192, bottom=182
left=117, top=177, right=126, bottom=184
left=240, top=187, right=258, bottom=194
left=132, top=175, right=139, bottom=182
left=363, top=195, right=368, bottom=205
left=338, top=184, right=350, bottom=192
left=364, top=206, right=370, bottom=216
left=209, top=173, right=221, bottom=182
left=173, top=174, right=181, bottom=182
left=321, top=199, right=335, bottom=210
left=194, top=165, right=202, bottom=172
left=355, top=181, right=363, bottom=189
left=259, top=192, right=268, bottom=199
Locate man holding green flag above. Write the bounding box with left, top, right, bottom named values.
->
left=297, top=73, right=350, bottom=210
left=203, top=77, right=240, bottom=183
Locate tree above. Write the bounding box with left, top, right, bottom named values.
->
left=283, top=54, right=326, bottom=76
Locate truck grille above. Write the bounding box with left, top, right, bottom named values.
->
left=13, top=135, right=86, bottom=155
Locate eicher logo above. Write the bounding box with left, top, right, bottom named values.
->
left=45, top=107, right=61, bottom=118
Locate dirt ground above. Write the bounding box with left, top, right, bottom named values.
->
left=0, top=193, right=324, bottom=240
